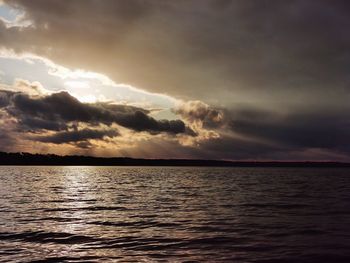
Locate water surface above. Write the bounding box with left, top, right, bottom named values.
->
left=1, top=166, right=350, bottom=262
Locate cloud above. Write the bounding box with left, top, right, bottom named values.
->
left=1, top=0, right=350, bottom=109
left=0, top=84, right=201, bottom=155
left=175, top=104, right=350, bottom=160
left=229, top=108, right=350, bottom=150
left=11, top=78, right=49, bottom=95
left=0, top=87, right=350, bottom=160
left=0, top=1, right=349, bottom=160
left=0, top=89, right=193, bottom=135
left=0, top=122, right=17, bottom=150
left=18, top=115, right=68, bottom=131
left=2, top=83, right=350, bottom=160
left=0, top=89, right=13, bottom=107
left=33, top=128, right=119, bottom=146
left=173, top=100, right=226, bottom=145
left=1, top=85, right=350, bottom=161
left=175, top=100, right=224, bottom=129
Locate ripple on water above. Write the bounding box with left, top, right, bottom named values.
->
left=0, top=166, right=350, bottom=262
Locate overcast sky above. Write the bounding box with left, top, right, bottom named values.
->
left=0, top=0, right=349, bottom=161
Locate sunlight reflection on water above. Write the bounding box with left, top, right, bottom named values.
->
left=1, top=166, right=350, bottom=262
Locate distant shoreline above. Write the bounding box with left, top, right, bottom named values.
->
left=0, top=152, right=349, bottom=167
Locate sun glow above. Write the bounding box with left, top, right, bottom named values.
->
left=76, top=94, right=98, bottom=103
left=64, top=80, right=90, bottom=89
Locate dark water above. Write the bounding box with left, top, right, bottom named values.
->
left=1, top=167, right=350, bottom=262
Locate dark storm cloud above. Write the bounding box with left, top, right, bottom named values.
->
left=199, top=135, right=287, bottom=160
left=175, top=102, right=350, bottom=159
left=2, top=90, right=192, bottom=135
left=34, top=128, right=119, bottom=145
left=1, top=87, right=350, bottom=160
left=0, top=1, right=350, bottom=160
left=2, top=0, right=350, bottom=107
left=0, top=90, right=15, bottom=107
left=229, top=109, right=350, bottom=150
left=171, top=99, right=350, bottom=159
left=18, top=116, right=68, bottom=131
left=3, top=92, right=191, bottom=134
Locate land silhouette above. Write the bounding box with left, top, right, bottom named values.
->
left=0, top=152, right=349, bottom=167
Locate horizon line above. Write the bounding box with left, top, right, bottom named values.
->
left=1, top=151, right=350, bottom=167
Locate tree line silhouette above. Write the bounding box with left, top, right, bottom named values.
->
left=0, top=152, right=349, bottom=167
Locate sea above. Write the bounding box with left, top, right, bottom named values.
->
left=0, top=166, right=350, bottom=262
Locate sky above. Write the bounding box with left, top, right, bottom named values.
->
left=0, top=0, right=349, bottom=161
